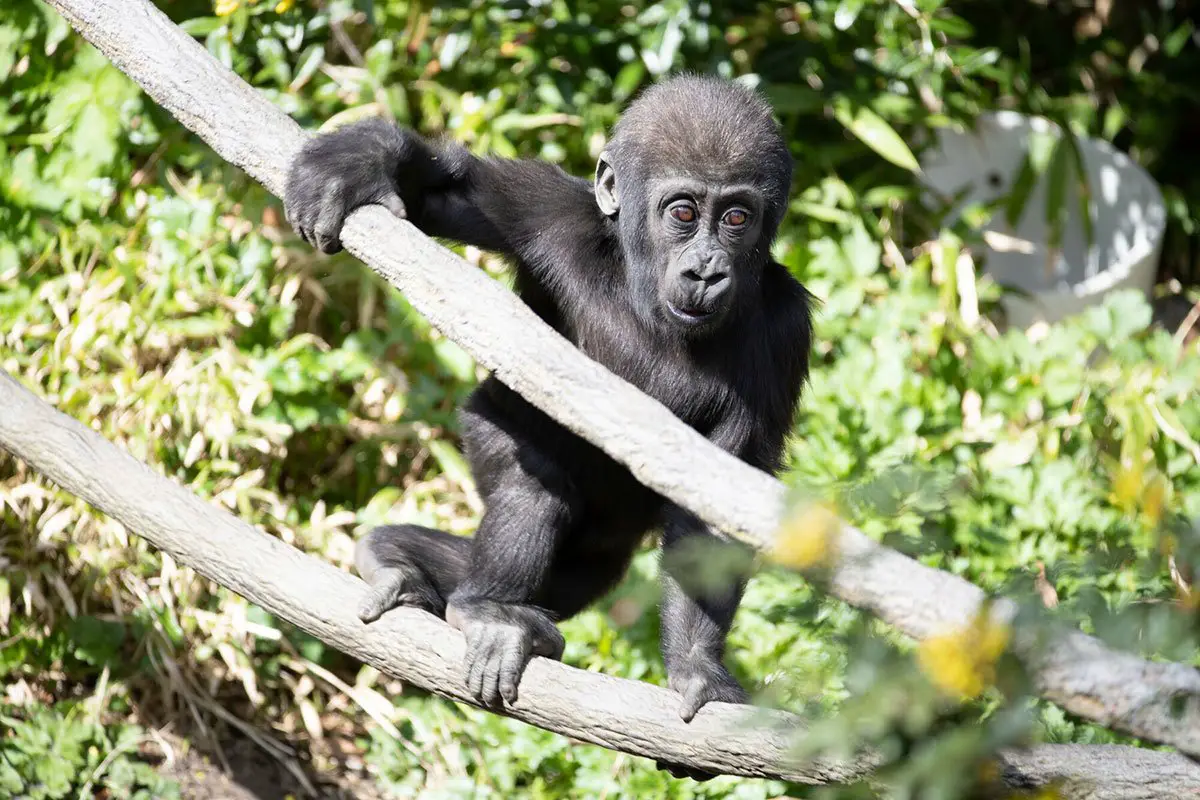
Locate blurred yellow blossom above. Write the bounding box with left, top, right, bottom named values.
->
left=1142, top=471, right=1168, bottom=526
left=772, top=500, right=840, bottom=570
left=917, top=613, right=1010, bottom=700
left=1112, top=459, right=1170, bottom=526
left=215, top=0, right=239, bottom=16
left=1025, top=789, right=1064, bottom=800
left=1112, top=459, right=1145, bottom=512
left=275, top=0, right=295, bottom=11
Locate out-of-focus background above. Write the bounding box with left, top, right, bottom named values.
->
left=2, top=1, right=1198, bottom=798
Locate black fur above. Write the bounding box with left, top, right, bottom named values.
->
left=285, top=74, right=812, bottom=748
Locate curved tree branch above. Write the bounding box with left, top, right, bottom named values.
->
left=3, top=369, right=1199, bottom=797
left=33, top=0, right=1200, bottom=767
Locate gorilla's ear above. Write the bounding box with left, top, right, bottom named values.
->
left=594, top=151, right=620, bottom=217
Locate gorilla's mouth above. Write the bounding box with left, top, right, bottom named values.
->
left=666, top=301, right=719, bottom=325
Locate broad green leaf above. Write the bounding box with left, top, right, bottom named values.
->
left=1102, top=104, right=1127, bottom=141
left=1004, top=129, right=1058, bottom=229
left=832, top=98, right=921, bottom=173
left=177, top=16, right=226, bottom=37
left=793, top=201, right=856, bottom=224
left=1165, top=21, right=1195, bottom=57
left=1043, top=134, right=1073, bottom=256
left=842, top=220, right=883, bottom=277
left=289, top=43, right=324, bottom=91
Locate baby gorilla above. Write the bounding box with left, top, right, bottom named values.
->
left=285, top=75, right=812, bottom=727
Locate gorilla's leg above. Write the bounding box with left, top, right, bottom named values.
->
left=355, top=524, right=470, bottom=621
left=443, top=470, right=579, bottom=707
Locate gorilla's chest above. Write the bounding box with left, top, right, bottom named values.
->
left=572, top=316, right=735, bottom=432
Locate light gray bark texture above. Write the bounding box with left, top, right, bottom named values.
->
left=19, top=0, right=1200, bottom=786
left=3, top=369, right=1199, bottom=796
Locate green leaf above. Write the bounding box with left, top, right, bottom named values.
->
left=1164, top=21, right=1195, bottom=57
left=763, top=84, right=824, bottom=115
left=289, top=43, right=325, bottom=91
left=832, top=98, right=921, bottom=173
left=1061, top=128, right=1095, bottom=251
left=428, top=439, right=475, bottom=493
left=842, top=220, right=883, bottom=277
left=1043, top=133, right=1073, bottom=255
left=834, top=0, right=865, bottom=31
left=1102, top=104, right=1127, bottom=142
left=1004, top=129, right=1058, bottom=229
left=205, top=28, right=233, bottom=68
left=792, top=201, right=855, bottom=224
left=67, top=616, right=126, bottom=667
left=177, top=17, right=225, bottom=37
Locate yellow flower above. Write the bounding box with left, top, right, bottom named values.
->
left=215, top=0, right=239, bottom=16
left=1024, top=790, right=1064, bottom=800
left=772, top=500, right=840, bottom=570
left=1142, top=471, right=1168, bottom=526
left=275, top=0, right=295, bottom=12
left=1112, top=459, right=1144, bottom=513
left=917, top=613, right=1010, bottom=700
left=1112, top=459, right=1171, bottom=526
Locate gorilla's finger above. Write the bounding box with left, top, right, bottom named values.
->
left=656, top=761, right=718, bottom=782
left=679, top=683, right=707, bottom=722
left=480, top=644, right=506, bottom=707
left=313, top=183, right=346, bottom=254
left=378, top=191, right=407, bottom=220
left=466, top=632, right=494, bottom=702
left=498, top=636, right=532, bottom=704
left=288, top=192, right=316, bottom=245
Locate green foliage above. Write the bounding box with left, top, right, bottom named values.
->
left=1, top=0, right=1199, bottom=797
left=0, top=704, right=180, bottom=800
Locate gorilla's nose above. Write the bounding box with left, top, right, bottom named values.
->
left=681, top=256, right=730, bottom=295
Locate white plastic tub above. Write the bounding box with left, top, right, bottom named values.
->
left=918, top=111, right=1166, bottom=329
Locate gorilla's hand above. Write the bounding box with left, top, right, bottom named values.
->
left=283, top=118, right=414, bottom=254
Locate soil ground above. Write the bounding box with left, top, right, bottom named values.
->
left=153, top=731, right=391, bottom=800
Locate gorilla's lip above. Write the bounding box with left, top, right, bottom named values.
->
left=666, top=302, right=718, bottom=325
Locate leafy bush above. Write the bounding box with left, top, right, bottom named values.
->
left=0, top=704, right=180, bottom=800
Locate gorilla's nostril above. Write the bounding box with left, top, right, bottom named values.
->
left=682, top=268, right=703, bottom=283
left=705, top=272, right=729, bottom=288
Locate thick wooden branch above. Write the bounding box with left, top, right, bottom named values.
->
left=3, top=369, right=1199, bottom=796
left=39, top=0, right=1200, bottom=765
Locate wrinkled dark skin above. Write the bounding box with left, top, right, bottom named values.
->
left=284, top=74, right=812, bottom=780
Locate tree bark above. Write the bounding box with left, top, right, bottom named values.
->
left=27, top=0, right=1200, bottom=771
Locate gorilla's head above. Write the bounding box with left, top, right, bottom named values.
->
left=594, top=75, right=793, bottom=337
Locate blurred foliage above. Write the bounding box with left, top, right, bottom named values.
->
left=1, top=0, right=1199, bottom=798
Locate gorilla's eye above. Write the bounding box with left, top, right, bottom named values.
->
left=723, top=208, right=748, bottom=227
left=669, top=204, right=697, bottom=224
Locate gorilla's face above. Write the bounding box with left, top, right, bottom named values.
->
left=591, top=79, right=792, bottom=339
left=644, top=176, right=767, bottom=333
left=595, top=157, right=780, bottom=339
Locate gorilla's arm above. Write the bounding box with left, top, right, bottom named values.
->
left=284, top=118, right=603, bottom=273
left=657, top=276, right=812, bottom=724
left=659, top=505, right=752, bottom=720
